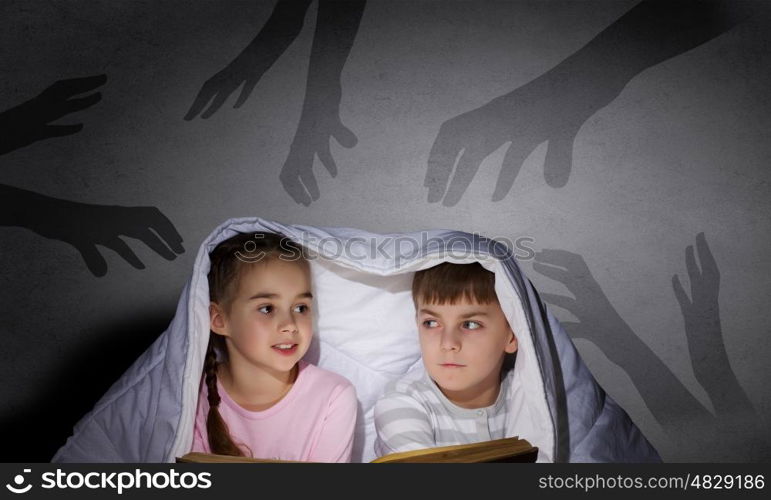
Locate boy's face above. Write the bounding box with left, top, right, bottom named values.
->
left=416, top=297, right=517, bottom=407
left=210, top=259, right=313, bottom=377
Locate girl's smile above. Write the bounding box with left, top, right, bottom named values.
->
left=272, top=343, right=299, bottom=355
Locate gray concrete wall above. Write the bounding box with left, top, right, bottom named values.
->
left=1, top=0, right=769, bottom=461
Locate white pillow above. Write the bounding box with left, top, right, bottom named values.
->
left=308, top=258, right=422, bottom=462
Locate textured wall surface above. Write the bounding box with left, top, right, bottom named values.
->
left=1, top=0, right=769, bottom=461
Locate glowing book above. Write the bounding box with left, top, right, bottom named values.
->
left=177, top=437, right=537, bottom=463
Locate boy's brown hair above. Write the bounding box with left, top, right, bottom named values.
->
left=413, top=262, right=516, bottom=373
left=412, top=262, right=498, bottom=306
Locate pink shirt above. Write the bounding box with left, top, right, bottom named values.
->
left=191, top=360, right=357, bottom=462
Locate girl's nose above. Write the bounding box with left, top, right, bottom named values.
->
left=278, top=312, right=299, bottom=334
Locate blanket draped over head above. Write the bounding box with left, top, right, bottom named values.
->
left=53, top=218, right=660, bottom=463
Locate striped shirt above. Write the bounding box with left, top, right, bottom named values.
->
left=374, top=368, right=514, bottom=457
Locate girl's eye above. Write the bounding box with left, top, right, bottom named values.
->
left=422, top=319, right=439, bottom=328
left=462, top=320, right=482, bottom=330
left=293, top=304, right=309, bottom=314
left=257, top=305, right=273, bottom=314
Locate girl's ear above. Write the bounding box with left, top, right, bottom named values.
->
left=210, top=303, right=229, bottom=336
left=504, top=327, right=518, bottom=354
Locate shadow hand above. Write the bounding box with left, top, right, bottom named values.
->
left=184, top=0, right=313, bottom=120
left=426, top=70, right=617, bottom=206
left=31, top=200, right=185, bottom=277
left=0, top=75, right=106, bottom=155
left=672, top=232, right=721, bottom=335
left=279, top=104, right=357, bottom=206
left=184, top=52, right=274, bottom=120
left=533, top=248, right=632, bottom=349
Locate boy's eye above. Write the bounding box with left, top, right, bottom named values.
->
left=462, top=320, right=482, bottom=330
left=257, top=305, right=273, bottom=314
left=422, top=319, right=439, bottom=328
left=293, top=304, right=309, bottom=314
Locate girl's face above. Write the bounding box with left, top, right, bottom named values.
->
left=211, top=258, right=313, bottom=377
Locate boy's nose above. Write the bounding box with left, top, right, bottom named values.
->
left=439, top=329, right=461, bottom=352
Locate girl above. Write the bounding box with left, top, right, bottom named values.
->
left=191, top=231, right=357, bottom=462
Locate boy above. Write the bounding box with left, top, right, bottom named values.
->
left=374, top=262, right=520, bottom=457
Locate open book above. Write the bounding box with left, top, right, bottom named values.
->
left=177, top=436, right=537, bottom=463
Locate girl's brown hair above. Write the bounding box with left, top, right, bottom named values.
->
left=204, top=231, right=306, bottom=456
